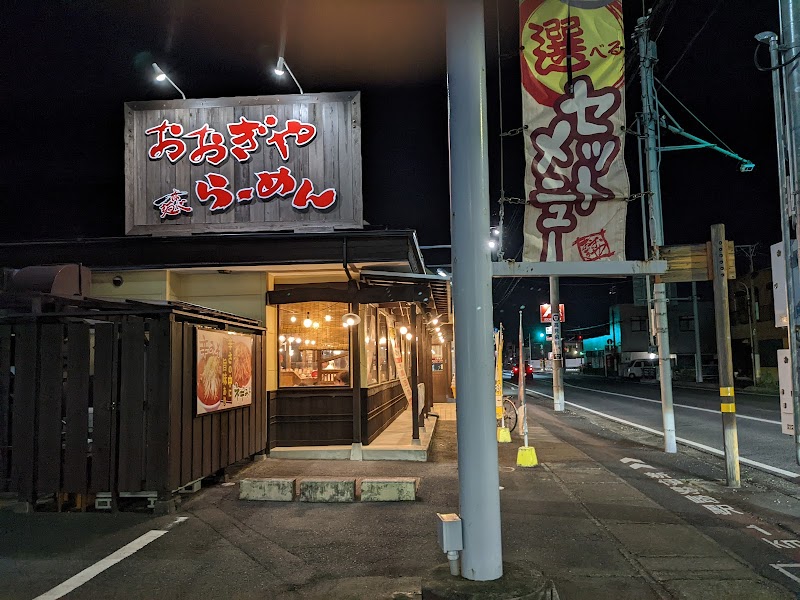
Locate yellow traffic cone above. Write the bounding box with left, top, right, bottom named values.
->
left=497, top=427, right=512, bottom=443
left=516, top=445, right=538, bottom=467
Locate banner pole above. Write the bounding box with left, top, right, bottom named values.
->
left=446, top=0, right=503, bottom=581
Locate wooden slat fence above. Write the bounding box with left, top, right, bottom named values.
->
left=0, top=312, right=266, bottom=505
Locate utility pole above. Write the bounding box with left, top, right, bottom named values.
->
left=636, top=15, right=677, bottom=453
left=550, top=276, right=565, bottom=412
left=711, top=224, right=741, bottom=487
left=737, top=245, right=761, bottom=383
left=445, top=0, right=502, bottom=581
left=780, top=1, right=800, bottom=226
left=782, top=0, right=800, bottom=464
left=758, top=19, right=800, bottom=465
left=692, top=282, right=703, bottom=383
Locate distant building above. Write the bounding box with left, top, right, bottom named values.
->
left=729, top=268, right=787, bottom=380
left=582, top=300, right=716, bottom=377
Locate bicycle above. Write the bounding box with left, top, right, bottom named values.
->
left=496, top=396, right=518, bottom=432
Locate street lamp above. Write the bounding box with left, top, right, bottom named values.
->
left=151, top=63, right=186, bottom=100
left=274, top=56, right=304, bottom=94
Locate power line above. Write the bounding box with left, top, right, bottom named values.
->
left=661, top=0, right=724, bottom=82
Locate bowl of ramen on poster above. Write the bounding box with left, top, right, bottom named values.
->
left=196, top=328, right=254, bottom=415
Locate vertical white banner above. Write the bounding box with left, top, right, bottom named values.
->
left=520, top=0, right=629, bottom=262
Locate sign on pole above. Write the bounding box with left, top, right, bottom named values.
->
left=124, top=92, right=363, bottom=235
left=520, top=0, right=629, bottom=262
left=659, top=242, right=736, bottom=283
left=539, top=303, right=565, bottom=323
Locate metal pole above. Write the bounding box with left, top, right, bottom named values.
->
left=692, top=282, right=703, bottom=383
left=748, top=252, right=762, bottom=383
left=763, top=30, right=800, bottom=465
left=446, top=0, right=503, bottom=581
left=780, top=0, right=800, bottom=222
left=410, top=307, right=420, bottom=442
left=549, top=276, right=565, bottom=411
left=637, top=16, right=677, bottom=453
left=740, top=283, right=757, bottom=386
left=711, top=224, right=741, bottom=487
left=637, top=119, right=656, bottom=346
left=519, top=310, right=528, bottom=446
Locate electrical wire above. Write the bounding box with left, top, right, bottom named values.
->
left=661, top=0, right=724, bottom=82
left=754, top=43, right=800, bottom=72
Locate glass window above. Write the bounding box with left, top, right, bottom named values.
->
left=363, top=305, right=378, bottom=385
left=630, top=317, right=647, bottom=332
left=432, top=344, right=444, bottom=371
left=278, top=301, right=350, bottom=387
left=678, top=316, right=695, bottom=331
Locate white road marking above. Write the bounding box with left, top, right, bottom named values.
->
left=747, top=524, right=773, bottom=536
left=525, top=388, right=800, bottom=479
left=564, top=383, right=781, bottom=425
left=32, top=516, right=187, bottom=600
left=771, top=564, right=800, bottom=585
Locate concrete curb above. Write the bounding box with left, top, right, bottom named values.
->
left=237, top=477, right=421, bottom=502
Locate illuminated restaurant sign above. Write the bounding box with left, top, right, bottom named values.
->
left=124, top=92, right=363, bottom=235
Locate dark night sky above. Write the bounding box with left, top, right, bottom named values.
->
left=0, top=0, right=784, bottom=336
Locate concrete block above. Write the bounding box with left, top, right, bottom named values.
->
left=239, top=478, right=296, bottom=502
left=361, top=477, right=419, bottom=502
left=299, top=478, right=355, bottom=503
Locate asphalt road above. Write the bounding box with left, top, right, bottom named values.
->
left=523, top=373, right=800, bottom=479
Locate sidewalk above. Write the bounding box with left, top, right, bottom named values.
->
left=170, top=404, right=795, bottom=599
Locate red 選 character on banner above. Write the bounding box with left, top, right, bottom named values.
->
left=527, top=16, right=590, bottom=76
left=254, top=167, right=297, bottom=200
left=185, top=124, right=228, bottom=166
left=292, top=178, right=337, bottom=210
left=152, top=188, right=192, bottom=219
left=227, top=117, right=268, bottom=162
left=145, top=120, right=187, bottom=163
left=527, top=76, right=622, bottom=261
left=265, top=119, right=317, bottom=161
left=195, top=173, right=234, bottom=212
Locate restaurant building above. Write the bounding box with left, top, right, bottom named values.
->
left=0, top=92, right=452, bottom=505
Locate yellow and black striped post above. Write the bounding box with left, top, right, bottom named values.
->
left=711, top=224, right=741, bottom=487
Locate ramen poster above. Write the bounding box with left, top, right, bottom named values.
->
left=196, top=328, right=254, bottom=415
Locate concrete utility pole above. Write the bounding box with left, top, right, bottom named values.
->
left=636, top=16, right=677, bottom=453
left=759, top=8, right=800, bottom=465
left=711, top=225, right=741, bottom=487
left=781, top=0, right=800, bottom=220
left=781, top=0, right=800, bottom=465
left=549, top=277, right=565, bottom=411
left=446, top=0, right=503, bottom=581
left=737, top=245, right=762, bottom=383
